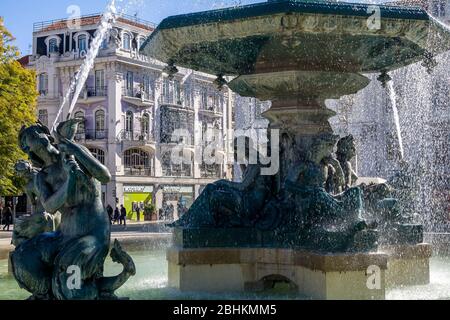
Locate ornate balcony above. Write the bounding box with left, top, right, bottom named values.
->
left=124, top=167, right=155, bottom=177
left=122, top=87, right=154, bottom=107
left=74, top=129, right=108, bottom=142
left=118, top=129, right=156, bottom=151
left=76, top=86, right=108, bottom=104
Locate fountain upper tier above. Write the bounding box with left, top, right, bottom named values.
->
left=143, top=1, right=449, bottom=73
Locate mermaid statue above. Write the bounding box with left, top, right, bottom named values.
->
left=10, top=120, right=136, bottom=300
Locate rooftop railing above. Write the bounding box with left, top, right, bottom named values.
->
left=33, top=13, right=156, bottom=33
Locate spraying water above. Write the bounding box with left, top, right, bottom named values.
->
left=386, top=79, right=405, bottom=160
left=51, top=0, right=117, bottom=133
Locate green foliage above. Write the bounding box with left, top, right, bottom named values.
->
left=0, top=18, right=38, bottom=195
left=144, top=203, right=157, bottom=215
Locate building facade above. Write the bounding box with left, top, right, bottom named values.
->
left=25, top=14, right=235, bottom=220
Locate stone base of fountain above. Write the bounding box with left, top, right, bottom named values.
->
left=168, top=232, right=432, bottom=299
left=167, top=247, right=388, bottom=300
left=382, top=243, right=432, bottom=287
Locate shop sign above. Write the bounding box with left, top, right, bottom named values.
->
left=163, top=186, right=193, bottom=194
left=124, top=185, right=154, bottom=193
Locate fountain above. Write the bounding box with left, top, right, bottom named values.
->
left=140, top=0, right=450, bottom=299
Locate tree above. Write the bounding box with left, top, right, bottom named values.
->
left=0, top=17, right=38, bottom=195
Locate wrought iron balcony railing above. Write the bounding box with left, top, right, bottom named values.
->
left=124, top=167, right=155, bottom=177
left=33, top=13, right=156, bottom=33
left=123, top=87, right=154, bottom=101
left=119, top=130, right=154, bottom=143
left=75, top=129, right=108, bottom=141
left=84, top=86, right=108, bottom=97
left=200, top=104, right=223, bottom=114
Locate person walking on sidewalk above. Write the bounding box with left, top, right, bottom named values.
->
left=136, top=203, right=142, bottom=222
left=2, top=202, right=13, bottom=231
left=120, top=205, right=127, bottom=227
left=113, top=206, right=120, bottom=225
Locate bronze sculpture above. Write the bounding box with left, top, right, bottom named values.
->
left=11, top=120, right=136, bottom=300
left=335, top=135, right=423, bottom=245
left=171, top=139, right=275, bottom=228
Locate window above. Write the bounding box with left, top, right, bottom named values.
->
left=89, top=148, right=106, bottom=165
left=201, top=89, right=208, bottom=109
left=48, top=38, right=58, bottom=54
left=124, top=149, right=153, bottom=176
left=162, top=149, right=193, bottom=177
left=160, top=108, right=194, bottom=144
left=123, top=33, right=131, bottom=50
left=126, top=71, right=134, bottom=96
left=162, top=78, right=171, bottom=103
left=95, top=70, right=105, bottom=96
left=124, top=148, right=150, bottom=168
left=142, top=75, right=153, bottom=100
left=138, top=37, right=145, bottom=50
left=126, top=111, right=134, bottom=137
left=95, top=110, right=105, bottom=132
left=174, top=80, right=181, bottom=104
left=38, top=109, right=48, bottom=127
left=74, top=111, right=85, bottom=134
left=78, top=34, right=87, bottom=53
left=38, top=73, right=48, bottom=95
left=142, top=113, right=150, bottom=137
left=100, top=37, right=108, bottom=50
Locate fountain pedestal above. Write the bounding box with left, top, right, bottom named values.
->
left=383, top=243, right=432, bottom=287
left=168, top=247, right=388, bottom=300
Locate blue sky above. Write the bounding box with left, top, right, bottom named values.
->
left=0, top=0, right=261, bottom=55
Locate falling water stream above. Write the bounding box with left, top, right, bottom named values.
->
left=386, top=80, right=405, bottom=160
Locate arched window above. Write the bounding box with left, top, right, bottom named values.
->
left=100, top=37, right=108, bottom=50
left=141, top=113, right=150, bottom=137
left=123, top=33, right=131, bottom=50
left=38, top=109, right=48, bottom=127
left=95, top=110, right=105, bottom=132
left=78, top=34, right=87, bottom=53
left=138, top=37, right=145, bottom=50
left=95, top=110, right=106, bottom=139
left=74, top=111, right=85, bottom=134
left=38, top=73, right=48, bottom=95
left=124, top=148, right=150, bottom=169
left=48, top=38, right=58, bottom=53
left=88, top=148, right=105, bottom=165
left=126, top=111, right=134, bottom=135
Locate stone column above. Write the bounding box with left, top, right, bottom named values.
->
left=105, top=63, right=124, bottom=207
left=193, top=81, right=202, bottom=179
left=154, top=74, right=163, bottom=177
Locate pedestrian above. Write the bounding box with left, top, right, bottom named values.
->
left=113, top=206, right=120, bottom=225
left=136, top=204, right=141, bottom=222
left=2, top=202, right=13, bottom=231
left=120, top=205, right=127, bottom=227
left=106, top=205, right=113, bottom=224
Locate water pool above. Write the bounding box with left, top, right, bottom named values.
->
left=1, top=251, right=449, bottom=300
